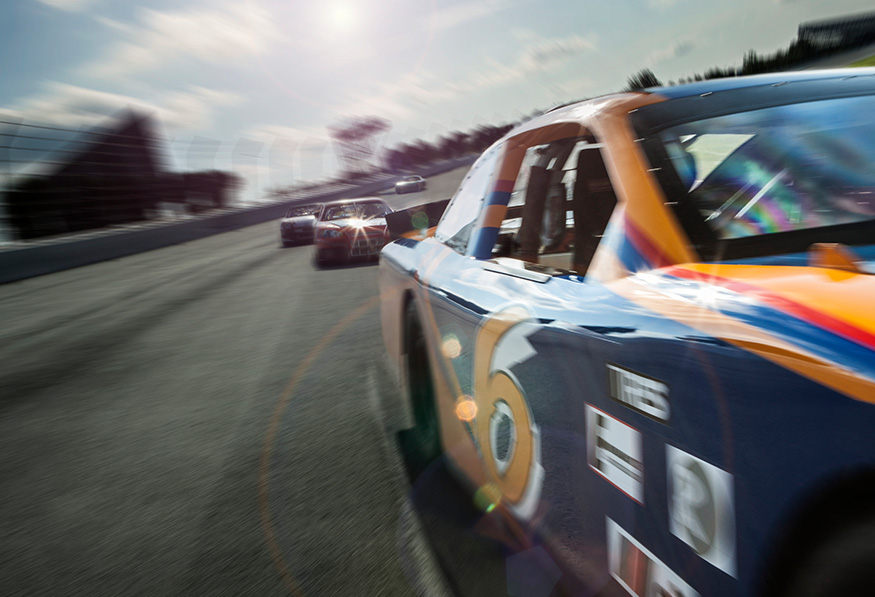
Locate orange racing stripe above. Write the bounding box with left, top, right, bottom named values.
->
left=669, top=264, right=875, bottom=352
left=608, top=276, right=875, bottom=404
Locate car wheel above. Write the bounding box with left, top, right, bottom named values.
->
left=778, top=520, right=875, bottom=597
left=397, top=301, right=442, bottom=480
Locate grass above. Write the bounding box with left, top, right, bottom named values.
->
left=850, top=55, right=875, bottom=67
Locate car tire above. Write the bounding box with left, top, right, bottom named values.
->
left=397, top=301, right=442, bottom=481
left=778, top=520, right=875, bottom=597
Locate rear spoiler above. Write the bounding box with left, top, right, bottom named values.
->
left=386, top=199, right=450, bottom=241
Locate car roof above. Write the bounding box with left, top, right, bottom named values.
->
left=536, top=68, right=875, bottom=137
left=634, top=68, right=875, bottom=134
left=320, top=196, right=386, bottom=206
left=645, top=67, right=875, bottom=99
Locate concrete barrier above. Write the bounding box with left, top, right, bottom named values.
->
left=0, top=155, right=477, bottom=284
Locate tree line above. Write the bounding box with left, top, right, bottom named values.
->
left=625, top=28, right=873, bottom=91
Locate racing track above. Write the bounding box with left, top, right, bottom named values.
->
left=0, top=168, right=515, bottom=597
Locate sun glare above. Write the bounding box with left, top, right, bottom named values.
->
left=327, top=4, right=356, bottom=33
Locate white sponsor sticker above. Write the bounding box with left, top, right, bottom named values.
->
left=607, top=517, right=698, bottom=597
left=608, top=363, right=670, bottom=422
left=586, top=404, right=644, bottom=503
left=667, top=446, right=736, bottom=577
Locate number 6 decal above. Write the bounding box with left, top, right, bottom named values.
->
left=474, top=306, right=544, bottom=518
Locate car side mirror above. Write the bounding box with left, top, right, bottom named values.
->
left=385, top=198, right=450, bottom=240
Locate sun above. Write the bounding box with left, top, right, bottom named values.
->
left=326, top=4, right=356, bottom=33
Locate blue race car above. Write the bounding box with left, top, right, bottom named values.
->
left=380, top=69, right=875, bottom=596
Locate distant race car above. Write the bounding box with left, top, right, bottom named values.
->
left=279, top=203, right=321, bottom=246
left=395, top=175, right=426, bottom=194
left=314, top=197, right=392, bottom=266
left=380, top=69, right=875, bottom=596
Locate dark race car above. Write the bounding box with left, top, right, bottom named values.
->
left=279, top=203, right=321, bottom=246
left=314, top=197, right=392, bottom=266
left=380, top=69, right=875, bottom=597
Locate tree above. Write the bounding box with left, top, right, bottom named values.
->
left=624, top=68, right=663, bottom=91
left=327, top=116, right=391, bottom=176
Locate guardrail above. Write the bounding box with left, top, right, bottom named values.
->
left=0, top=155, right=477, bottom=284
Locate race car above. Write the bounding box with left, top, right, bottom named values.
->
left=395, top=175, right=426, bottom=194
left=279, top=203, right=321, bottom=246
left=314, top=197, right=392, bottom=266
left=380, top=69, right=875, bottom=596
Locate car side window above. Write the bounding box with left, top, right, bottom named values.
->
left=495, top=137, right=617, bottom=275
left=435, top=146, right=500, bottom=254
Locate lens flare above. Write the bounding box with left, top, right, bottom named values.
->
left=442, top=334, right=462, bottom=359
left=474, top=483, right=502, bottom=513
left=411, top=212, right=429, bottom=230
left=455, top=395, right=477, bottom=421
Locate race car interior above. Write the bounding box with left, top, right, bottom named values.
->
left=493, top=134, right=617, bottom=277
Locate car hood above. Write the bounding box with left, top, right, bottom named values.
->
left=318, top=217, right=387, bottom=229
left=612, top=259, right=875, bottom=404
left=282, top=215, right=316, bottom=225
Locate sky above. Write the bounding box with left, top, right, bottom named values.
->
left=1, top=0, right=874, bottom=202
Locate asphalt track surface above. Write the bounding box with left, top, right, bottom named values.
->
left=0, top=169, right=520, bottom=597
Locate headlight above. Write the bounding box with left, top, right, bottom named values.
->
left=318, top=228, right=343, bottom=239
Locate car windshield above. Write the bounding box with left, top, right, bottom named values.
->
left=651, top=95, right=875, bottom=252
left=286, top=205, right=319, bottom=217
left=322, top=202, right=389, bottom=221
left=358, top=202, right=391, bottom=218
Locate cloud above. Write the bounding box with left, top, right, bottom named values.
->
left=472, top=33, right=597, bottom=89
left=521, top=35, right=597, bottom=70
left=511, top=27, right=538, bottom=42
left=332, top=70, right=464, bottom=124
left=82, top=2, right=280, bottom=78
left=160, top=86, right=242, bottom=130
left=35, top=0, right=96, bottom=12
left=245, top=124, right=334, bottom=152
left=430, top=0, right=506, bottom=31
left=5, top=82, right=242, bottom=132
left=646, top=38, right=697, bottom=66
left=94, top=15, right=134, bottom=34
left=325, top=32, right=595, bottom=131
left=647, top=0, right=686, bottom=9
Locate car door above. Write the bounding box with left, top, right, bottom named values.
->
left=413, top=128, right=661, bottom=588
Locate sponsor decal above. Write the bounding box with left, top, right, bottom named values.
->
left=607, top=517, right=698, bottom=597
left=667, top=446, right=736, bottom=577
left=608, top=363, right=670, bottom=423
left=586, top=404, right=644, bottom=503
left=473, top=306, right=544, bottom=520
